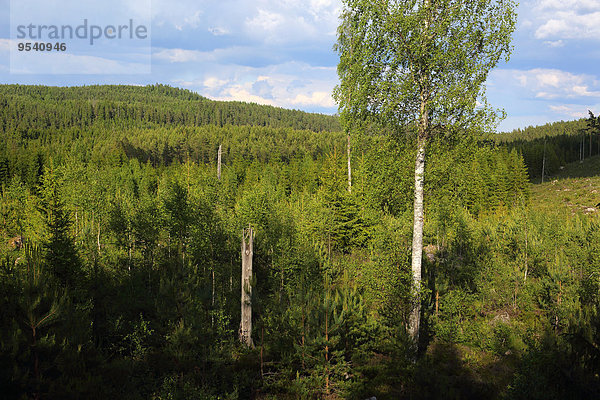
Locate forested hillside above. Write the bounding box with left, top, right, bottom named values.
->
left=1, top=85, right=599, bottom=399
left=496, top=117, right=600, bottom=180
left=0, top=84, right=340, bottom=135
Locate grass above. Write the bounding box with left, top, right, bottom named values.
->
left=530, top=155, right=600, bottom=215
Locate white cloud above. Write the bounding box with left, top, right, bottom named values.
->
left=203, top=77, right=229, bottom=89
left=171, top=61, right=337, bottom=111
left=512, top=68, right=600, bottom=99
left=526, top=1, right=600, bottom=41
left=246, top=9, right=285, bottom=32
left=548, top=104, right=589, bottom=118
left=290, top=91, right=335, bottom=107
left=154, top=48, right=203, bottom=63
left=217, top=86, right=277, bottom=106
left=535, top=11, right=600, bottom=39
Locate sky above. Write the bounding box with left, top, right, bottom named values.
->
left=0, top=0, right=599, bottom=132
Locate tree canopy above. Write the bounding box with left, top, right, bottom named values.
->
left=334, top=0, right=517, bottom=135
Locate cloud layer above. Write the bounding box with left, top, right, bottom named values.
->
left=148, top=0, right=341, bottom=112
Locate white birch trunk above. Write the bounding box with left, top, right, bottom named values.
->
left=409, top=137, right=425, bottom=343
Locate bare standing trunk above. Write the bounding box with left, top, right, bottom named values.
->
left=240, top=227, right=254, bottom=347
left=128, top=231, right=132, bottom=272
left=217, top=144, right=222, bottom=180
left=347, top=134, right=352, bottom=193
left=212, top=269, right=215, bottom=307
left=541, top=138, right=546, bottom=183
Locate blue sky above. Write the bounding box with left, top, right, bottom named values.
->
left=1, top=0, right=599, bottom=132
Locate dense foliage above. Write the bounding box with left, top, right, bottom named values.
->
left=1, top=85, right=598, bottom=399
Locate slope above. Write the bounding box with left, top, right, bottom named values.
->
left=530, top=154, right=600, bottom=215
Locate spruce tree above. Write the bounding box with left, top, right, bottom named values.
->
left=39, top=168, right=80, bottom=287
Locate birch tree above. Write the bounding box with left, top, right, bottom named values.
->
left=334, top=0, right=516, bottom=344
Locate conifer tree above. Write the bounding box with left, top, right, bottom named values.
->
left=39, top=168, right=80, bottom=287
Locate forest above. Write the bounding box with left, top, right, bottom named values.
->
left=1, top=81, right=599, bottom=399
left=495, top=115, right=600, bottom=181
